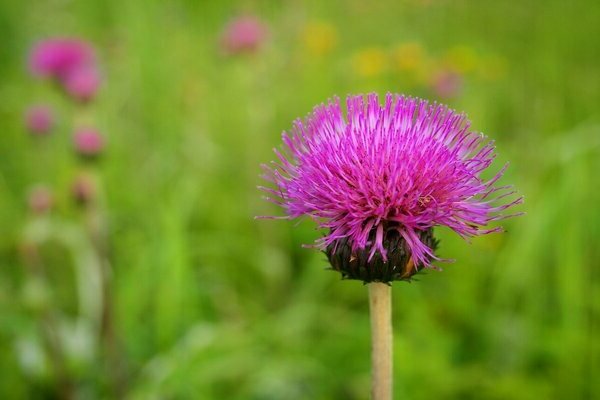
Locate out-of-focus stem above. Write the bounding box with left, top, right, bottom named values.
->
left=368, top=282, right=393, bottom=400
left=21, top=243, right=74, bottom=400
left=85, top=198, right=127, bottom=397
left=78, top=170, right=127, bottom=397
left=39, top=313, right=74, bottom=400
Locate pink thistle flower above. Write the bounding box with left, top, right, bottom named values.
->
left=29, top=38, right=96, bottom=80
left=63, top=65, right=101, bottom=102
left=25, top=105, right=55, bottom=135
left=220, top=15, right=268, bottom=55
left=27, top=185, right=54, bottom=214
left=73, top=128, right=104, bottom=158
left=432, top=70, right=464, bottom=99
left=71, top=173, right=97, bottom=205
left=260, top=93, right=522, bottom=282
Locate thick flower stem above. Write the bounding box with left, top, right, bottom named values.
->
left=368, top=282, right=393, bottom=400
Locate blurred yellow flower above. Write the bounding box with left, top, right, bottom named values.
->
left=411, top=56, right=437, bottom=85
left=443, top=45, right=479, bottom=73
left=478, top=55, right=508, bottom=80
left=351, top=47, right=387, bottom=78
left=302, top=21, right=339, bottom=57
left=392, top=42, right=425, bottom=71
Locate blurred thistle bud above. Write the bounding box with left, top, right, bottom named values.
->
left=71, top=173, right=96, bottom=206
left=28, top=37, right=102, bottom=102
left=431, top=69, right=464, bottom=99
left=73, top=128, right=104, bottom=159
left=64, top=65, right=101, bottom=102
left=27, top=185, right=54, bottom=214
left=25, top=105, right=55, bottom=135
left=220, top=15, right=268, bottom=55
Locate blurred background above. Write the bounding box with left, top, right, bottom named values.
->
left=1, top=0, right=599, bottom=399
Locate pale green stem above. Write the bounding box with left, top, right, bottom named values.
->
left=368, top=282, right=393, bottom=400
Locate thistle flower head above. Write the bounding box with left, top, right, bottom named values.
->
left=63, top=65, right=101, bottom=102
left=260, top=93, right=522, bottom=282
left=432, top=69, right=464, bottom=99
left=27, top=185, right=54, bottom=214
left=25, top=105, right=55, bottom=135
left=73, top=128, right=104, bottom=158
left=71, top=173, right=97, bottom=206
left=220, top=15, right=268, bottom=55
left=28, top=38, right=102, bottom=102
left=29, top=38, right=96, bottom=80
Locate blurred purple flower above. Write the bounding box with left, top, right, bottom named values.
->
left=220, top=15, right=268, bottom=54
left=432, top=70, right=463, bottom=99
left=28, top=38, right=102, bottom=101
left=25, top=105, right=55, bottom=135
left=29, top=38, right=96, bottom=80
left=28, top=185, right=54, bottom=214
left=64, top=65, right=101, bottom=102
left=260, top=93, right=522, bottom=273
left=73, top=128, right=104, bottom=157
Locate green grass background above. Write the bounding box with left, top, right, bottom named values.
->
left=1, top=0, right=599, bottom=398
